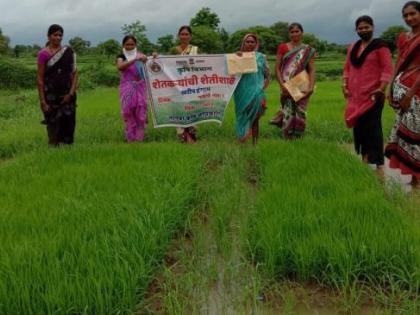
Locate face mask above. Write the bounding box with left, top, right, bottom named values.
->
left=123, top=48, right=137, bottom=62
left=357, top=31, right=373, bottom=41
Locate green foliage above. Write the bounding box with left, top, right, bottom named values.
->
left=122, top=20, right=154, bottom=54
left=157, top=34, right=174, bottom=53
left=0, top=59, right=36, bottom=89
left=380, top=25, right=407, bottom=54
left=79, top=60, right=119, bottom=88
left=248, top=140, right=420, bottom=288
left=270, top=21, right=289, bottom=42
left=68, top=36, right=91, bottom=55
left=0, top=144, right=201, bottom=314
left=191, top=26, right=223, bottom=53
left=228, top=26, right=280, bottom=54
left=0, top=27, right=10, bottom=55
left=96, top=39, right=121, bottom=58
left=190, top=7, right=220, bottom=30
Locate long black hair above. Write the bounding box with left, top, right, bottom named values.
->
left=402, top=1, right=420, bottom=12
left=48, top=24, right=64, bottom=36
left=178, top=25, right=192, bottom=35
left=122, top=35, right=137, bottom=45
left=288, top=23, right=304, bottom=32
left=355, top=15, right=374, bottom=28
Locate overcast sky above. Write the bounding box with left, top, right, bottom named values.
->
left=0, top=0, right=408, bottom=46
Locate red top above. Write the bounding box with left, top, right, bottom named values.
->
left=276, top=43, right=289, bottom=57
left=343, top=43, right=393, bottom=128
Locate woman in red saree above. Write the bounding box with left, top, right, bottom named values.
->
left=385, top=1, right=420, bottom=187
left=270, top=23, right=316, bottom=139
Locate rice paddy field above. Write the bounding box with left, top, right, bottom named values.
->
left=0, top=77, right=419, bottom=314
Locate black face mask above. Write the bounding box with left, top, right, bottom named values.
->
left=357, top=31, right=373, bottom=41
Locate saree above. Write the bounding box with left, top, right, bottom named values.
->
left=233, top=51, right=269, bottom=140
left=385, top=33, right=420, bottom=177
left=118, top=53, right=148, bottom=142
left=42, top=46, right=77, bottom=145
left=274, top=45, right=316, bottom=139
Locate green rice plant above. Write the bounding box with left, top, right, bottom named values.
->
left=0, top=143, right=201, bottom=314
left=247, top=140, right=420, bottom=291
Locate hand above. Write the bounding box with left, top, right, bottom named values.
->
left=236, top=51, right=243, bottom=57
left=304, top=88, right=314, bottom=97
left=137, top=53, right=147, bottom=63
left=400, top=94, right=413, bottom=111
left=41, top=101, right=50, bottom=113
left=342, top=85, right=350, bottom=99
left=370, top=89, right=385, bottom=102
left=263, top=79, right=270, bottom=90
left=61, top=94, right=73, bottom=104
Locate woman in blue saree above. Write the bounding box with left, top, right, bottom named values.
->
left=234, top=33, right=270, bottom=144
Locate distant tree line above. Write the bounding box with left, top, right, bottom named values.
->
left=0, top=8, right=407, bottom=58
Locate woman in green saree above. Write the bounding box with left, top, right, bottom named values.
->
left=233, top=33, right=270, bottom=144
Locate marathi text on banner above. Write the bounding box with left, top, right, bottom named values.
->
left=144, top=55, right=241, bottom=128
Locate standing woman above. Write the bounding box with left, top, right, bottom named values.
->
left=385, top=1, right=420, bottom=187
left=233, top=33, right=270, bottom=144
left=117, top=35, right=148, bottom=142
left=37, top=24, right=78, bottom=146
left=171, top=26, right=199, bottom=143
left=270, top=23, right=316, bottom=139
left=342, top=16, right=393, bottom=174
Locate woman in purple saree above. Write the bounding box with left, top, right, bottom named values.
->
left=116, top=35, right=148, bottom=142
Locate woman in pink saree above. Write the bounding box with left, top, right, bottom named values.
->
left=116, top=35, right=148, bottom=142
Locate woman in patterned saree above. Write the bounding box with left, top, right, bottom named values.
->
left=117, top=35, right=148, bottom=142
left=37, top=24, right=78, bottom=146
left=233, top=33, right=270, bottom=144
left=385, top=1, right=420, bottom=187
left=270, top=23, right=316, bottom=139
left=170, top=25, right=199, bottom=143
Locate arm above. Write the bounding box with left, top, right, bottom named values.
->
left=116, top=54, right=147, bottom=71
left=37, top=62, right=49, bottom=112
left=371, top=47, right=393, bottom=101
left=342, top=45, right=351, bottom=98
left=306, top=56, right=316, bottom=96
left=263, top=55, right=270, bottom=90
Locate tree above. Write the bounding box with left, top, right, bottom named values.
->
left=13, top=45, right=27, bottom=58
left=302, top=33, right=327, bottom=55
left=190, top=26, right=223, bottom=53
left=227, top=26, right=280, bottom=55
left=69, top=36, right=91, bottom=55
left=97, top=39, right=121, bottom=58
left=0, top=28, right=10, bottom=55
left=219, top=27, right=230, bottom=51
left=157, top=34, right=174, bottom=53
left=190, top=7, right=220, bottom=30
left=270, top=21, right=289, bottom=42
left=122, top=20, right=154, bottom=54
left=380, top=25, right=407, bottom=54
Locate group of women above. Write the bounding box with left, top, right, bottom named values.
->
left=36, top=1, right=420, bottom=186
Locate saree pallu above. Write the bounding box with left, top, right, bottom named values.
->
left=42, top=46, right=77, bottom=145
left=119, top=63, right=148, bottom=142
left=276, top=45, right=315, bottom=139
left=385, top=71, right=420, bottom=177
left=233, top=51, right=268, bottom=140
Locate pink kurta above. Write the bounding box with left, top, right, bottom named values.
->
left=343, top=44, right=393, bottom=128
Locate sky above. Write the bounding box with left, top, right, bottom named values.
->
left=0, top=0, right=409, bottom=46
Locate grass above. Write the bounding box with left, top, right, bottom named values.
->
left=0, top=80, right=419, bottom=314
left=247, top=140, right=420, bottom=305
left=0, top=144, right=201, bottom=314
